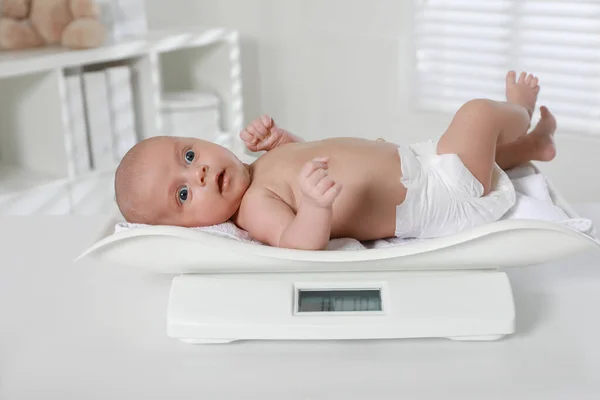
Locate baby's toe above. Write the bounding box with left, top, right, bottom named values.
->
left=531, top=76, right=539, bottom=88
left=525, top=73, right=533, bottom=85
left=506, top=70, right=516, bottom=84
left=518, top=71, right=527, bottom=84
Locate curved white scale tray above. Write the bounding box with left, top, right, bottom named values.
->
left=78, top=217, right=599, bottom=274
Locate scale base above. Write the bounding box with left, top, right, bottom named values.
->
left=448, top=334, right=506, bottom=342
left=167, top=270, right=516, bottom=344
left=177, top=334, right=508, bottom=345
left=179, top=338, right=238, bottom=345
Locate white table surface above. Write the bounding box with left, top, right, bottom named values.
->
left=1, top=205, right=600, bottom=400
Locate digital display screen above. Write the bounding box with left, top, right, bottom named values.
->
left=297, top=289, right=382, bottom=312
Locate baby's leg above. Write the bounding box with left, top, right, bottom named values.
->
left=495, top=106, right=556, bottom=170
left=437, top=71, right=540, bottom=195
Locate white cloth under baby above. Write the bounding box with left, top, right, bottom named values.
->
left=394, top=140, right=516, bottom=239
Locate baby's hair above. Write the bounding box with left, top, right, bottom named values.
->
left=114, top=137, right=164, bottom=224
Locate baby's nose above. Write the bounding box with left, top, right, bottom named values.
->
left=196, top=165, right=208, bottom=186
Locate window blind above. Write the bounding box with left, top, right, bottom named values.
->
left=414, top=0, right=600, bottom=136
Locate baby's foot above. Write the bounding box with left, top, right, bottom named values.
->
left=528, top=106, right=556, bottom=162
left=506, top=70, right=540, bottom=118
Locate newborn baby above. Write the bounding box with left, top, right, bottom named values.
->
left=115, top=71, right=557, bottom=250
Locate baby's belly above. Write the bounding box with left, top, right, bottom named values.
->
left=329, top=183, right=405, bottom=241
left=331, top=210, right=397, bottom=241
left=273, top=139, right=407, bottom=241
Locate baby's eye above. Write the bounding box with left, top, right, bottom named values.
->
left=184, top=149, right=195, bottom=164
left=178, top=186, right=189, bottom=203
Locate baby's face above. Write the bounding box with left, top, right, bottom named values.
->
left=129, top=137, right=251, bottom=227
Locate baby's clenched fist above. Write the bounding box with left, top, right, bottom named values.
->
left=298, top=157, right=342, bottom=208
left=240, top=115, right=285, bottom=152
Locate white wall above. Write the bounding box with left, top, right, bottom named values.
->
left=145, top=0, right=600, bottom=203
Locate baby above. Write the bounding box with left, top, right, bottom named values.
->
left=115, top=71, right=557, bottom=250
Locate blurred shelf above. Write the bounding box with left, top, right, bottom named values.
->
left=147, top=27, right=233, bottom=54
left=160, top=90, right=220, bottom=110
left=0, top=27, right=234, bottom=79
left=0, top=164, right=63, bottom=197
left=0, top=164, right=117, bottom=215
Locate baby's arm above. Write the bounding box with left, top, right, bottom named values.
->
left=240, top=115, right=303, bottom=152
left=274, top=126, right=303, bottom=146
left=239, top=158, right=342, bottom=250
left=241, top=191, right=332, bottom=250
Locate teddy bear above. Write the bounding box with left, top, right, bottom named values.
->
left=0, top=0, right=107, bottom=50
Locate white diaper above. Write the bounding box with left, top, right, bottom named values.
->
left=394, top=139, right=516, bottom=239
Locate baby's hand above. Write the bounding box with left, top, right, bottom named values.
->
left=299, top=157, right=342, bottom=209
left=240, top=115, right=285, bottom=152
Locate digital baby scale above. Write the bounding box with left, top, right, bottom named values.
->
left=167, top=270, right=515, bottom=344
left=77, top=163, right=600, bottom=345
